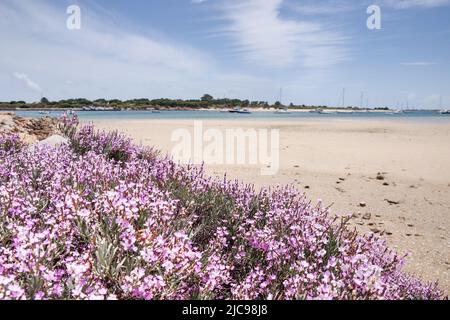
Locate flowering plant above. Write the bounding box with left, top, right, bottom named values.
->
left=0, top=115, right=445, bottom=300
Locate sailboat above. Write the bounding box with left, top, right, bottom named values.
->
left=438, top=96, right=449, bottom=114
left=273, top=88, right=291, bottom=114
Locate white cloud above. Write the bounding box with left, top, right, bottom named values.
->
left=217, top=0, right=349, bottom=68
left=384, top=0, right=450, bottom=9
left=0, top=0, right=218, bottom=101
left=12, top=73, right=42, bottom=93
left=290, top=0, right=358, bottom=15
left=191, top=0, right=208, bottom=4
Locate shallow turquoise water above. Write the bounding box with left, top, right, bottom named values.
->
left=12, top=110, right=450, bottom=123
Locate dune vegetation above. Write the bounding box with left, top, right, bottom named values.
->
left=0, top=115, right=445, bottom=300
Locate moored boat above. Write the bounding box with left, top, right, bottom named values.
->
left=229, top=107, right=251, bottom=114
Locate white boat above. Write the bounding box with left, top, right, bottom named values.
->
left=238, top=108, right=251, bottom=114
left=274, top=107, right=291, bottom=114
left=273, top=88, right=291, bottom=114
left=229, top=107, right=251, bottom=114
left=439, top=109, right=450, bottom=115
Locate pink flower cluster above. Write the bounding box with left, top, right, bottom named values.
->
left=0, top=116, right=445, bottom=300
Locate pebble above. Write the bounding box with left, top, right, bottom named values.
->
left=359, top=202, right=367, bottom=208
left=362, top=213, right=371, bottom=220
left=384, top=199, right=400, bottom=205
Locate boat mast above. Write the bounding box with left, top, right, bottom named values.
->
left=342, top=88, right=346, bottom=108
left=360, top=92, right=364, bottom=109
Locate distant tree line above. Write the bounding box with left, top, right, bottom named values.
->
left=0, top=94, right=384, bottom=111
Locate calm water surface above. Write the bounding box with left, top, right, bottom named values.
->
left=12, top=110, right=450, bottom=123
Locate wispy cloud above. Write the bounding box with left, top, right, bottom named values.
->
left=0, top=0, right=216, bottom=100
left=400, top=61, right=436, bottom=66
left=12, top=73, right=42, bottom=93
left=289, top=0, right=359, bottom=15
left=217, top=0, right=349, bottom=68
left=384, top=0, right=450, bottom=9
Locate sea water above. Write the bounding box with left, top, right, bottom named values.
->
left=12, top=110, right=450, bottom=123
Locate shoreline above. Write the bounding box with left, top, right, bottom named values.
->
left=0, top=107, right=425, bottom=113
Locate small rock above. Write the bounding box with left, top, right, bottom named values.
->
left=305, top=186, right=310, bottom=189
left=339, top=178, right=345, bottom=181
left=384, top=199, right=400, bottom=205
left=383, top=182, right=389, bottom=186
left=370, top=228, right=381, bottom=234
left=29, top=134, right=68, bottom=151
left=376, top=173, right=385, bottom=180
left=407, top=224, right=414, bottom=227
left=386, top=232, right=393, bottom=236
left=359, top=202, right=367, bottom=208
left=362, top=213, right=371, bottom=220
left=293, top=165, right=300, bottom=168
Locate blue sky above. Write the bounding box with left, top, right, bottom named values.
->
left=1, top=0, right=450, bottom=108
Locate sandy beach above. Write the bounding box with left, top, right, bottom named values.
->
left=90, top=118, right=450, bottom=293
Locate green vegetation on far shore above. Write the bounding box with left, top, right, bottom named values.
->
left=0, top=95, right=391, bottom=111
